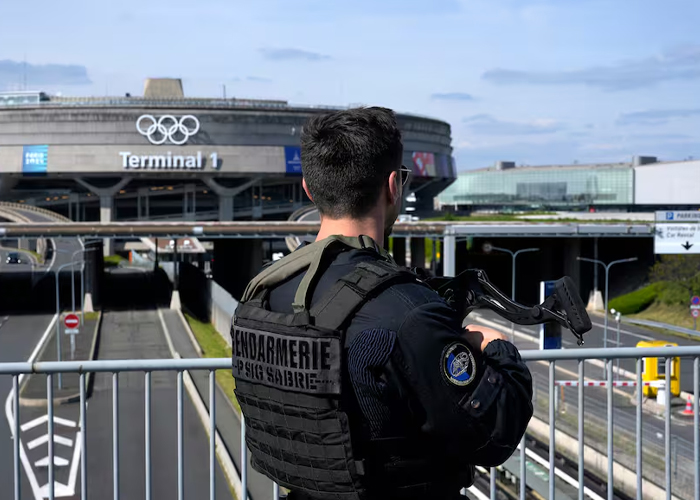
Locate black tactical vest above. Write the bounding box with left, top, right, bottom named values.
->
left=232, top=235, right=470, bottom=499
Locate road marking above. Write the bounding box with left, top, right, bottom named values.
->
left=21, top=415, right=77, bottom=432
left=590, top=321, right=655, bottom=341
left=523, top=445, right=605, bottom=500
left=35, top=456, right=69, bottom=467
left=27, top=434, right=73, bottom=450
left=4, top=314, right=58, bottom=500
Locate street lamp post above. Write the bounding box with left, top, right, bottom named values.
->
left=577, top=256, right=638, bottom=350
left=55, top=260, right=83, bottom=389
left=611, top=309, right=622, bottom=379
left=484, top=245, right=540, bottom=341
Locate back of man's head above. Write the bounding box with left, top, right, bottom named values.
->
left=301, top=106, right=403, bottom=219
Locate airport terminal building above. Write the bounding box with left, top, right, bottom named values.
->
left=437, top=157, right=700, bottom=212
left=0, top=78, right=457, bottom=224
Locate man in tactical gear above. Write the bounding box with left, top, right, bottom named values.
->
left=232, top=107, right=533, bottom=500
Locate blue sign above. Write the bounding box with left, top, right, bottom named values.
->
left=666, top=212, right=675, bottom=220
left=692, top=296, right=700, bottom=306
left=285, top=146, right=302, bottom=174
left=540, top=280, right=562, bottom=350
left=22, top=145, right=48, bottom=174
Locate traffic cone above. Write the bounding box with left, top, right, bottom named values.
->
left=681, top=395, right=694, bottom=416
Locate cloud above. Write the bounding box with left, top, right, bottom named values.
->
left=463, top=114, right=565, bottom=135
left=617, top=108, right=700, bottom=125
left=259, top=48, right=330, bottom=62
left=0, top=60, right=91, bottom=88
left=482, top=44, right=700, bottom=91
left=431, top=92, right=474, bottom=101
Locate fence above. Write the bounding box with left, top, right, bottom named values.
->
left=1, top=346, right=699, bottom=500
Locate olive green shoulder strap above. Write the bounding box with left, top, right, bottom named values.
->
left=241, top=235, right=394, bottom=314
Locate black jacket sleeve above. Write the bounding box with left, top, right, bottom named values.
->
left=391, top=300, right=533, bottom=467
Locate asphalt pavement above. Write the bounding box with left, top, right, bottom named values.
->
left=161, top=309, right=275, bottom=500
left=83, top=310, right=233, bottom=500
left=0, top=314, right=55, bottom=499
left=469, top=309, right=700, bottom=497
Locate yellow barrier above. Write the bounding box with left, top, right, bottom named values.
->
left=637, top=340, right=680, bottom=397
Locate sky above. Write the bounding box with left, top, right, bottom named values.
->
left=1, top=0, right=699, bottom=171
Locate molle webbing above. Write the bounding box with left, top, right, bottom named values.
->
left=240, top=235, right=393, bottom=311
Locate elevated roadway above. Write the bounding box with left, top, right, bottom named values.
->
left=0, top=220, right=658, bottom=239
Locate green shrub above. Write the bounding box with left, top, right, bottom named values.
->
left=658, top=282, right=694, bottom=306
left=608, top=283, right=661, bottom=315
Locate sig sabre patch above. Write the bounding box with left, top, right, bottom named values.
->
left=232, top=326, right=342, bottom=395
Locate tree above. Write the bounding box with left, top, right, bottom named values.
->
left=649, top=255, right=700, bottom=305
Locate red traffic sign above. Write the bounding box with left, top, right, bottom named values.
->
left=692, top=309, right=699, bottom=319
left=692, top=296, right=700, bottom=306
left=64, top=314, right=80, bottom=329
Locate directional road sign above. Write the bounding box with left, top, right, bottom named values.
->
left=654, top=223, right=700, bottom=254
left=656, top=211, right=700, bottom=222
left=64, top=314, right=80, bottom=329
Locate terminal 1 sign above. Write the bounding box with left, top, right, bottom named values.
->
left=119, top=114, right=220, bottom=170
left=119, top=151, right=219, bottom=170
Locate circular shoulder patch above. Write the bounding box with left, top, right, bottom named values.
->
left=441, top=342, right=476, bottom=387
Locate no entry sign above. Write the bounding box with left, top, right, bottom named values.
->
left=64, top=314, right=80, bottom=329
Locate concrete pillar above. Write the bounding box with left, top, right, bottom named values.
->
left=219, top=195, right=234, bottom=221
left=213, top=239, right=263, bottom=300
left=137, top=187, right=150, bottom=220
left=75, top=177, right=131, bottom=257
left=203, top=177, right=259, bottom=221
left=443, top=234, right=456, bottom=277
left=392, top=238, right=406, bottom=267
left=83, top=239, right=104, bottom=309
left=100, top=195, right=113, bottom=256
left=410, top=237, right=426, bottom=269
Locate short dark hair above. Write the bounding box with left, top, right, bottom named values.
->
left=300, top=106, right=403, bottom=219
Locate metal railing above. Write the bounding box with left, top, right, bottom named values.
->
left=2, top=346, right=699, bottom=500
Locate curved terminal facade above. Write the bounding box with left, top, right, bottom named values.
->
left=0, top=79, right=456, bottom=225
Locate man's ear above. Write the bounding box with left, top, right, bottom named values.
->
left=302, top=178, right=314, bottom=202
left=388, top=171, right=401, bottom=205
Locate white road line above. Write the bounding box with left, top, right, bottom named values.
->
left=590, top=321, right=655, bottom=341
left=21, top=414, right=77, bottom=432
left=67, top=430, right=82, bottom=496
left=27, top=434, right=73, bottom=450
left=4, top=314, right=58, bottom=500
left=523, top=446, right=605, bottom=500
left=35, top=456, right=70, bottom=467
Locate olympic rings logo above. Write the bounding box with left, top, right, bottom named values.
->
left=136, top=115, right=200, bottom=145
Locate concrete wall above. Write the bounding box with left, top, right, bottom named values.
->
left=210, top=280, right=238, bottom=347
left=635, top=160, right=700, bottom=205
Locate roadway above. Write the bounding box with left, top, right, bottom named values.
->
left=0, top=314, right=56, bottom=499
left=0, top=247, right=39, bottom=274
left=469, top=309, right=700, bottom=498
left=0, top=310, right=233, bottom=500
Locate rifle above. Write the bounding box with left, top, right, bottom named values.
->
left=415, top=268, right=592, bottom=346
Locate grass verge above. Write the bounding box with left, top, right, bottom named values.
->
left=104, top=254, right=127, bottom=268
left=630, top=302, right=699, bottom=331
left=183, top=313, right=240, bottom=414
left=83, top=311, right=100, bottom=321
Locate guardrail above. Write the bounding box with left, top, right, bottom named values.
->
left=1, top=346, right=699, bottom=500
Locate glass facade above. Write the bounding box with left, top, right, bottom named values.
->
left=437, top=165, right=634, bottom=207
